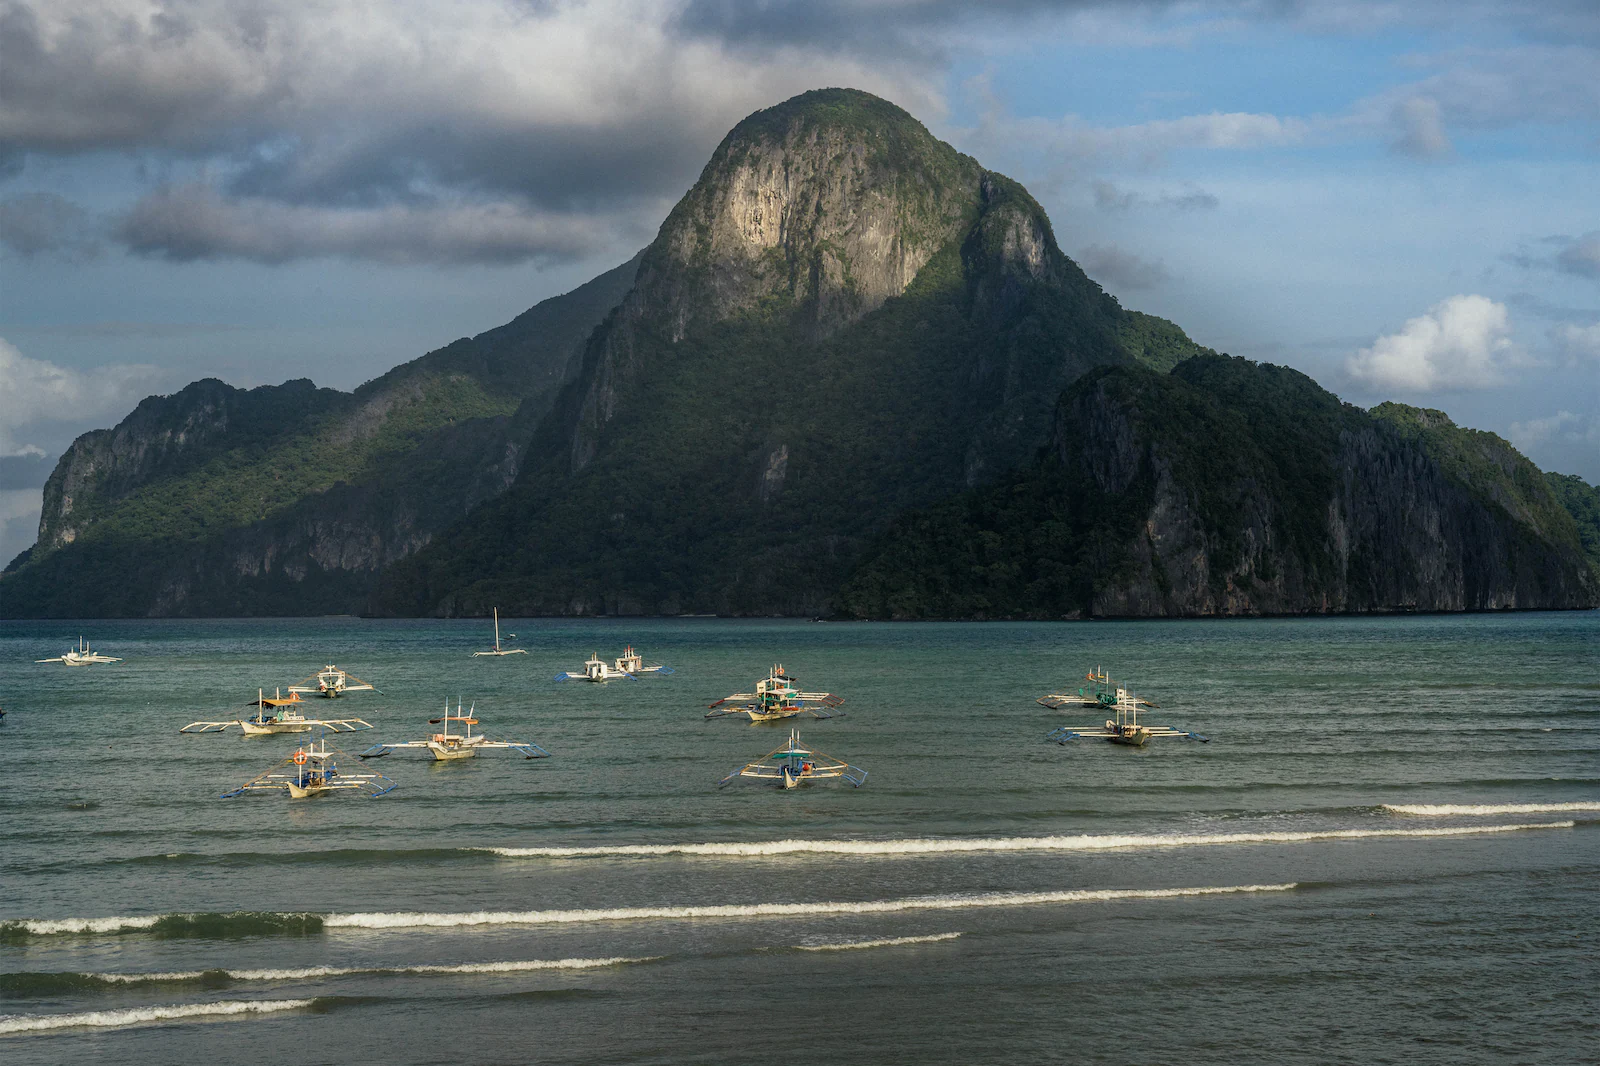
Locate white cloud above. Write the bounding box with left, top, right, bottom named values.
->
left=1346, top=294, right=1526, bottom=390
left=1553, top=322, right=1600, bottom=362
left=0, top=337, right=159, bottom=456
left=1507, top=410, right=1574, bottom=448
left=0, top=487, right=44, bottom=566
left=1389, top=96, right=1452, bottom=158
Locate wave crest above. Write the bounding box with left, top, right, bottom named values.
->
left=325, top=883, right=1296, bottom=930
left=796, top=932, right=963, bottom=951
left=478, top=821, right=1574, bottom=861
left=1382, top=803, right=1600, bottom=816
left=0, top=999, right=312, bottom=1035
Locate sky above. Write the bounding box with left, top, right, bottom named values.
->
left=1, top=0, right=1597, bottom=564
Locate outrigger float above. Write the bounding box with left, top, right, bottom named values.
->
left=554, top=646, right=674, bottom=682
left=222, top=731, right=395, bottom=798
left=36, top=637, right=121, bottom=666
left=359, top=700, right=550, bottom=761
left=470, top=608, right=527, bottom=657
left=181, top=689, right=373, bottom=735
left=288, top=665, right=380, bottom=699
left=719, top=728, right=867, bottom=789
left=1043, top=670, right=1208, bottom=747
left=706, top=664, right=844, bottom=722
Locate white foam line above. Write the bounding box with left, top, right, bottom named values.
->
left=91, top=957, right=658, bottom=983
left=324, top=883, right=1296, bottom=930
left=475, top=821, right=1575, bottom=861
left=3, top=916, right=161, bottom=936
left=0, top=999, right=312, bottom=1036
left=796, top=932, right=963, bottom=951
left=1384, top=803, right=1600, bottom=816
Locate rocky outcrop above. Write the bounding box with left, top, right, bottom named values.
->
left=2, top=254, right=641, bottom=616
left=1066, top=362, right=1598, bottom=615
left=836, top=356, right=1596, bottom=619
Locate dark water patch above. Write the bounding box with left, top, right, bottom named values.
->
left=0, top=970, right=236, bottom=997
left=0, top=911, right=324, bottom=943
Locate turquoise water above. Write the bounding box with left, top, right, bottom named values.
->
left=1, top=614, right=1596, bottom=1063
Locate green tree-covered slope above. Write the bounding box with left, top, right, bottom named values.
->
left=1, top=254, right=641, bottom=616
left=836, top=357, right=1597, bottom=618
left=371, top=89, right=1146, bottom=616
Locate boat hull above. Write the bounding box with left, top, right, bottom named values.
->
left=427, top=743, right=478, bottom=761
left=1106, top=729, right=1152, bottom=747
left=239, top=720, right=314, bottom=735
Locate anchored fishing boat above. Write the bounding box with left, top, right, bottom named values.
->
left=36, top=637, right=121, bottom=666
left=471, top=608, right=527, bottom=657
left=705, top=664, right=844, bottom=722
left=181, top=689, right=372, bottom=735
left=1043, top=670, right=1207, bottom=746
left=554, top=646, right=674, bottom=682
left=719, top=728, right=867, bottom=789
left=358, top=699, right=550, bottom=761
left=287, top=665, right=379, bottom=699
left=222, top=731, right=395, bottom=799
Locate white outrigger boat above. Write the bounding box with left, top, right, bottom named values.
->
left=36, top=637, right=121, bottom=666
left=706, top=664, right=844, bottom=722
left=1044, top=670, right=1207, bottom=747
left=288, top=665, right=379, bottom=698
left=555, top=646, right=674, bottom=682
left=359, top=700, right=550, bottom=761
left=222, top=732, right=396, bottom=799
left=181, top=688, right=373, bottom=735
left=471, top=608, right=527, bottom=657
left=719, top=728, right=867, bottom=789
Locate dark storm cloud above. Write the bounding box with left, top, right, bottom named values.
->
left=0, top=192, right=102, bottom=259
left=1, top=0, right=1593, bottom=266
left=1092, top=180, right=1218, bottom=212
left=1076, top=243, right=1170, bottom=290
left=1555, top=232, right=1600, bottom=280
left=118, top=182, right=636, bottom=265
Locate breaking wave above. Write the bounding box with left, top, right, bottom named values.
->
left=1383, top=803, right=1600, bottom=816
left=0, top=958, right=657, bottom=997
left=796, top=932, right=963, bottom=951
left=477, top=821, right=1575, bottom=861
left=324, top=883, right=1296, bottom=930
left=0, top=999, right=312, bottom=1036
left=0, top=912, right=322, bottom=942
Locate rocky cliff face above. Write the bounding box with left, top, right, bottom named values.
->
left=1075, top=361, right=1597, bottom=615
left=372, top=89, right=1138, bottom=617
left=837, top=356, right=1597, bottom=619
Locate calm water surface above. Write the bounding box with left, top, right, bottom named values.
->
left=1, top=614, right=1596, bottom=1064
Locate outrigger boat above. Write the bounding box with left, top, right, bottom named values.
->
left=1043, top=670, right=1208, bottom=747
left=359, top=699, right=550, bottom=761
left=222, top=731, right=395, bottom=799
left=555, top=646, right=674, bottom=682
left=706, top=664, right=844, bottom=722
left=181, top=688, right=373, bottom=735
left=288, top=665, right=379, bottom=698
left=36, top=637, right=121, bottom=666
left=471, top=608, right=527, bottom=657
left=718, top=728, right=867, bottom=789
left=1037, top=667, right=1161, bottom=711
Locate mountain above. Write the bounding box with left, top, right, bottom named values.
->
left=368, top=88, right=1189, bottom=616
left=836, top=356, right=1598, bottom=618
left=4, top=87, right=1589, bottom=621
left=1, top=253, right=641, bottom=615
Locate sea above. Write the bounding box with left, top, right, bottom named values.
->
left=0, top=613, right=1596, bottom=1065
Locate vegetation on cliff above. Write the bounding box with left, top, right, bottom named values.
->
left=835, top=357, right=1597, bottom=618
